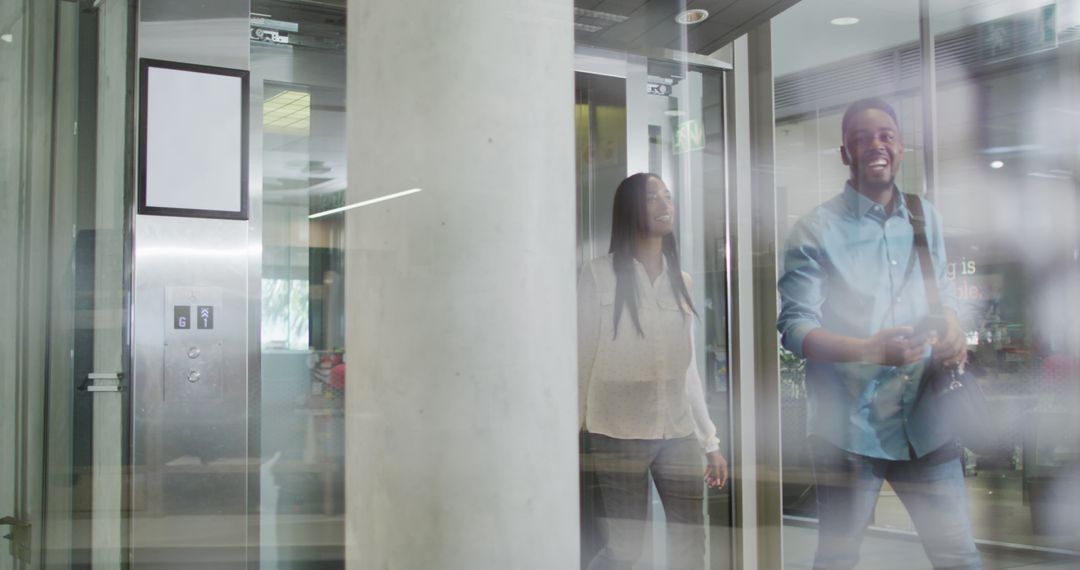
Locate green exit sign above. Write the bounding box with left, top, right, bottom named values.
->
left=674, top=119, right=705, bottom=155
left=979, top=5, right=1057, bottom=64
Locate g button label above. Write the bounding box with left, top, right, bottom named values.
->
left=173, top=305, right=191, bottom=329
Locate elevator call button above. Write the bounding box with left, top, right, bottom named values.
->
left=173, top=305, right=191, bottom=329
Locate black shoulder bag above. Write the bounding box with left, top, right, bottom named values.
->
left=905, top=193, right=997, bottom=454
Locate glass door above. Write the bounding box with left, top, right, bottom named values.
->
left=575, top=53, right=733, bottom=570
left=0, top=2, right=36, bottom=566
left=0, top=0, right=135, bottom=568
left=0, top=1, right=84, bottom=567
left=251, top=1, right=349, bottom=566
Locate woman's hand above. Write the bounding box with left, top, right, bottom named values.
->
left=705, top=450, right=728, bottom=489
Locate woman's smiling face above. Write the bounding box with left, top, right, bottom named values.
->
left=643, top=177, right=674, bottom=238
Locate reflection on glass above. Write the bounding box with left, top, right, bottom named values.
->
left=775, top=1, right=1080, bottom=567
left=574, top=56, right=732, bottom=569
left=579, top=174, right=727, bottom=570
left=929, top=0, right=1080, bottom=554
left=256, top=18, right=348, bottom=565
left=778, top=98, right=981, bottom=569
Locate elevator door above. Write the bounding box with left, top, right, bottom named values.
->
left=575, top=54, right=733, bottom=569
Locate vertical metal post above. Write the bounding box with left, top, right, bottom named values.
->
left=15, top=0, right=60, bottom=566
left=41, top=3, right=82, bottom=566
left=727, top=24, right=783, bottom=570
left=919, top=0, right=938, bottom=199
left=92, top=1, right=133, bottom=567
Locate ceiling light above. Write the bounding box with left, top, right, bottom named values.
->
left=665, top=110, right=685, bottom=117
left=675, top=9, right=709, bottom=25
left=574, top=7, right=629, bottom=24
left=830, top=17, right=859, bottom=26
left=1026, top=172, right=1072, bottom=180
left=263, top=90, right=310, bottom=134
left=990, top=160, right=1004, bottom=169
left=1, top=34, right=13, bottom=43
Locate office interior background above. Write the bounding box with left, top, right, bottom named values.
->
left=3, top=0, right=1080, bottom=568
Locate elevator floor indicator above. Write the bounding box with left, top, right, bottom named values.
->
left=197, top=305, right=214, bottom=329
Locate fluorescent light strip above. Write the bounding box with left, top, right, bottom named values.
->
left=573, top=7, right=630, bottom=23
left=309, top=188, right=423, bottom=219
left=1027, top=172, right=1072, bottom=180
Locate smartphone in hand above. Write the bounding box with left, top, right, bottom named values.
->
left=910, top=314, right=947, bottom=345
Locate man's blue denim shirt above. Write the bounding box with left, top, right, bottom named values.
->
left=777, top=183, right=958, bottom=460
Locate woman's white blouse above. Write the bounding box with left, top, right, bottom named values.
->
left=578, top=255, right=720, bottom=453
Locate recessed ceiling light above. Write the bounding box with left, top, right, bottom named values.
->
left=1, top=34, right=13, bottom=43
left=830, top=17, right=859, bottom=26
left=675, top=9, right=709, bottom=25
left=665, top=110, right=685, bottom=117
left=990, top=160, right=1004, bottom=169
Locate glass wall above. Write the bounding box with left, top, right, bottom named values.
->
left=929, top=0, right=1080, bottom=551
left=251, top=2, right=737, bottom=567
left=774, top=0, right=1080, bottom=568
left=253, top=1, right=349, bottom=566
left=15, top=0, right=1080, bottom=568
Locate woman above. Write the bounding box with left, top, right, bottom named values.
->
left=579, top=173, right=728, bottom=570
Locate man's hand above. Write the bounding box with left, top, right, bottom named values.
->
left=932, top=311, right=967, bottom=368
left=705, top=450, right=728, bottom=489
left=804, top=327, right=928, bottom=365
left=862, top=327, right=929, bottom=366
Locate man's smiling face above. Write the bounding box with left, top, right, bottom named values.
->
left=841, top=108, right=904, bottom=192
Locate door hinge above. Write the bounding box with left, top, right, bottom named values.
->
left=0, top=516, right=31, bottom=564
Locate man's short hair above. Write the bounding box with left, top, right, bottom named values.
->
left=841, top=98, right=900, bottom=142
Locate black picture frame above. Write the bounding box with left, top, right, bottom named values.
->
left=138, top=58, right=250, bottom=220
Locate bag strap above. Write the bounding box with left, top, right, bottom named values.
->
left=905, top=192, right=956, bottom=411
left=903, top=192, right=945, bottom=316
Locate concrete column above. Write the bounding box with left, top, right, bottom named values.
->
left=344, top=1, right=578, bottom=569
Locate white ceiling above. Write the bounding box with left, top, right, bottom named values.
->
left=772, top=0, right=1060, bottom=77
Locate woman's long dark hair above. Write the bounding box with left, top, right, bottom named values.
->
left=609, top=173, right=696, bottom=338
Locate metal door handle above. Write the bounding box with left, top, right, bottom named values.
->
left=78, top=372, right=125, bottom=393
left=1, top=516, right=30, bottom=562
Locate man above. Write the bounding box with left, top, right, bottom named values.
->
left=777, top=98, right=982, bottom=569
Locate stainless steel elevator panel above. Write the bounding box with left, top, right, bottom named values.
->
left=163, top=286, right=225, bottom=402
left=132, top=0, right=253, bottom=565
